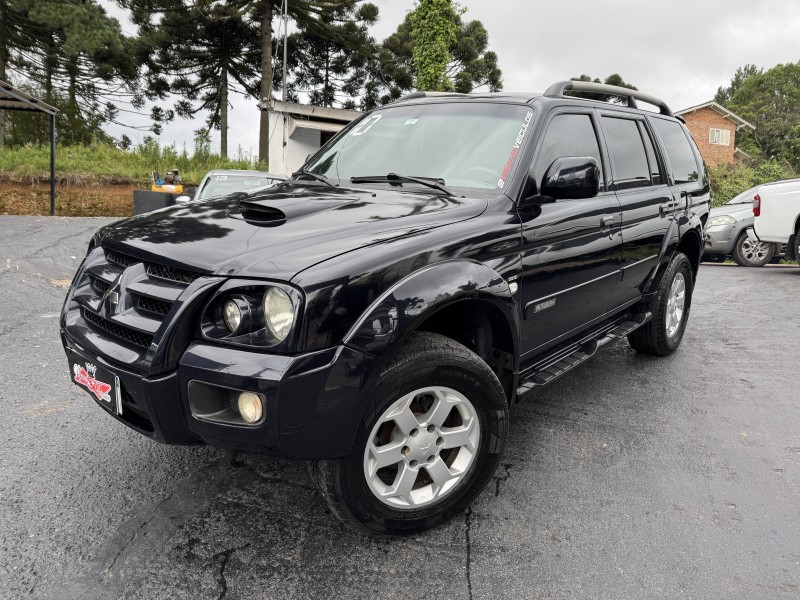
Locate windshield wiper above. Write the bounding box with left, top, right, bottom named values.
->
left=350, top=173, right=458, bottom=196
left=292, top=169, right=337, bottom=187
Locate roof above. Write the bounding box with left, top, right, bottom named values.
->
left=675, top=101, right=755, bottom=130
left=0, top=79, right=58, bottom=115
left=264, top=100, right=360, bottom=124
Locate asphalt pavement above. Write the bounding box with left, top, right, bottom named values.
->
left=1, top=215, right=798, bottom=600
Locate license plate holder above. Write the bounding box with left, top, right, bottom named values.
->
left=69, top=353, right=122, bottom=415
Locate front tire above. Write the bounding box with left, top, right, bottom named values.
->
left=732, top=232, right=774, bottom=267
left=314, top=332, right=508, bottom=537
left=628, top=252, right=694, bottom=356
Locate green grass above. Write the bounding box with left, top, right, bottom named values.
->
left=0, top=143, right=264, bottom=186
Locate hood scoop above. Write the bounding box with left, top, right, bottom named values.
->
left=235, top=194, right=358, bottom=226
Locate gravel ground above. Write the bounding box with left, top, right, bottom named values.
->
left=1, top=215, right=798, bottom=600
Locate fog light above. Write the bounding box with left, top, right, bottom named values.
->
left=237, top=392, right=263, bottom=423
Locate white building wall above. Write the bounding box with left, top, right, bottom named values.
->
left=267, top=113, right=323, bottom=176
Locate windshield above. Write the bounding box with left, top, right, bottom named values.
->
left=199, top=174, right=281, bottom=199
left=305, top=102, right=535, bottom=191
left=726, top=186, right=758, bottom=205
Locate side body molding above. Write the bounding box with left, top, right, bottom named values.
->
left=344, top=260, right=519, bottom=361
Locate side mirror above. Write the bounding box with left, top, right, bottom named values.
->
left=174, top=195, right=192, bottom=204
left=541, top=156, right=600, bottom=200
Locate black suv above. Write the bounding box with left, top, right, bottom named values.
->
left=61, top=81, right=710, bottom=536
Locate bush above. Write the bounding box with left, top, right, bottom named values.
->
left=708, top=161, right=791, bottom=206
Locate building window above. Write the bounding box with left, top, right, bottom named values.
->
left=709, top=128, right=731, bottom=146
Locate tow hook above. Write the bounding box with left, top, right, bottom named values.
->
left=227, top=450, right=247, bottom=468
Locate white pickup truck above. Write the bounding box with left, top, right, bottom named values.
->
left=752, top=179, right=800, bottom=265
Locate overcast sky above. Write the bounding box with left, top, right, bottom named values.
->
left=103, top=0, right=800, bottom=156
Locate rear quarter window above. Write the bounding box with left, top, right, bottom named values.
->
left=650, top=117, right=700, bottom=184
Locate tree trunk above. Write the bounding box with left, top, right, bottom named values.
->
left=0, top=24, right=6, bottom=148
left=258, top=0, right=273, bottom=165
left=220, top=64, right=228, bottom=159
left=45, top=38, right=55, bottom=104
left=67, top=59, right=78, bottom=144
left=324, top=47, right=331, bottom=107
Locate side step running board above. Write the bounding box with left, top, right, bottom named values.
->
left=516, top=312, right=652, bottom=400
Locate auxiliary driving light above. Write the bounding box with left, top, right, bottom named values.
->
left=237, top=391, right=263, bottom=424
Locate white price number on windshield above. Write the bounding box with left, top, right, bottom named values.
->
left=350, top=114, right=382, bottom=136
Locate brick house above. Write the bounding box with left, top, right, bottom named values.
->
left=675, top=101, right=755, bottom=167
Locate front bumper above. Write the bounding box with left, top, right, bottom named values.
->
left=703, top=223, right=737, bottom=256
left=62, top=331, right=380, bottom=459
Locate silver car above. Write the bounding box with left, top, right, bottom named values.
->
left=175, top=169, right=287, bottom=203
left=703, top=186, right=781, bottom=267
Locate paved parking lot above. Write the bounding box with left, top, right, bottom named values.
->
left=1, top=215, right=799, bottom=600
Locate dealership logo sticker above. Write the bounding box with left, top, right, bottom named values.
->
left=74, top=363, right=112, bottom=404
left=498, top=111, right=534, bottom=189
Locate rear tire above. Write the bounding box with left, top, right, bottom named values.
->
left=732, top=232, right=774, bottom=267
left=313, top=332, right=508, bottom=537
left=628, top=252, right=693, bottom=356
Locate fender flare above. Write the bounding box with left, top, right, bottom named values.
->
left=643, top=221, right=702, bottom=295
left=344, top=260, right=519, bottom=362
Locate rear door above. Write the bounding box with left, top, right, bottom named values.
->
left=598, top=113, right=673, bottom=310
left=649, top=116, right=709, bottom=234
left=519, top=109, right=623, bottom=358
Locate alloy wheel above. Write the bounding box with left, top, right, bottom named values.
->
left=665, top=272, right=686, bottom=340
left=363, top=386, right=480, bottom=509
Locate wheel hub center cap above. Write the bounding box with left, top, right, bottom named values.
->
left=407, top=430, right=438, bottom=462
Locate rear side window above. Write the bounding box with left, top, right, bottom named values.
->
left=650, top=118, right=700, bottom=184
left=534, top=113, right=604, bottom=189
left=638, top=122, right=663, bottom=185
left=600, top=117, right=650, bottom=190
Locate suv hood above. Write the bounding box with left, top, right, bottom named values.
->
left=100, top=182, right=488, bottom=280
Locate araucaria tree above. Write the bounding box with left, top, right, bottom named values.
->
left=281, top=2, right=379, bottom=109
left=1, top=0, right=137, bottom=146
left=131, top=0, right=260, bottom=158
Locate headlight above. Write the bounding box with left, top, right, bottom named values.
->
left=223, top=300, right=242, bottom=333
left=708, top=215, right=736, bottom=227
left=201, top=281, right=301, bottom=350
left=263, top=287, right=294, bottom=341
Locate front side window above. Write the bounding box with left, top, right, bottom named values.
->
left=650, top=118, right=700, bottom=184
left=601, top=116, right=650, bottom=190
left=306, top=102, right=536, bottom=191
left=533, top=113, right=604, bottom=189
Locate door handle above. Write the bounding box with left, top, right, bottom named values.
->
left=659, top=202, right=675, bottom=217
left=600, top=215, right=615, bottom=231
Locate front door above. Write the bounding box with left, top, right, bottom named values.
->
left=519, top=110, right=622, bottom=359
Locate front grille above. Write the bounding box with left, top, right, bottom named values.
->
left=73, top=249, right=205, bottom=357
left=106, top=251, right=137, bottom=268
left=90, top=276, right=110, bottom=295
left=146, top=263, right=201, bottom=285
left=82, top=309, right=154, bottom=349
left=137, top=296, right=172, bottom=316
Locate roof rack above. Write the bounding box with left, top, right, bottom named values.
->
left=544, top=80, right=674, bottom=117
left=395, top=91, right=467, bottom=103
